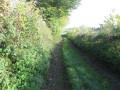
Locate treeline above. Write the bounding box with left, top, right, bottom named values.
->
left=67, top=14, right=120, bottom=73
left=0, top=1, right=55, bottom=89
left=0, top=0, right=80, bottom=89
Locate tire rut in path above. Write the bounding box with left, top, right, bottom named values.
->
left=69, top=40, right=120, bottom=90
left=41, top=41, right=70, bottom=90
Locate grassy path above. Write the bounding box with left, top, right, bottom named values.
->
left=42, top=38, right=118, bottom=90
left=69, top=38, right=120, bottom=89
left=41, top=41, right=70, bottom=90
left=62, top=38, right=115, bottom=90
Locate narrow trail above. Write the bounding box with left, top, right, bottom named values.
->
left=69, top=40, right=120, bottom=90
left=41, top=39, right=120, bottom=90
left=41, top=41, right=70, bottom=90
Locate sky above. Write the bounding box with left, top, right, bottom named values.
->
left=66, top=0, right=120, bottom=28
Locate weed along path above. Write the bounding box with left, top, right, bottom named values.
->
left=62, top=38, right=118, bottom=90
left=42, top=38, right=119, bottom=90
left=41, top=41, right=70, bottom=90
left=69, top=40, right=120, bottom=90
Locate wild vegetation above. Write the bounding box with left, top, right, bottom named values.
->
left=0, top=0, right=56, bottom=89
left=0, top=0, right=81, bottom=89
left=36, top=0, right=80, bottom=38
left=1, top=0, right=119, bottom=89
left=62, top=38, right=114, bottom=90
left=67, top=13, right=120, bottom=73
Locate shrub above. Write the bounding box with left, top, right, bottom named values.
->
left=0, top=0, right=56, bottom=89
left=67, top=25, right=120, bottom=73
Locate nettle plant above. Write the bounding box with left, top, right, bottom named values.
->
left=0, top=0, right=54, bottom=89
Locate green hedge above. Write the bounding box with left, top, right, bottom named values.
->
left=0, top=1, right=58, bottom=89
left=67, top=26, right=120, bottom=73
left=62, top=38, right=114, bottom=90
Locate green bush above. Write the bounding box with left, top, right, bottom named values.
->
left=62, top=38, right=114, bottom=90
left=67, top=25, right=120, bottom=73
left=0, top=0, right=57, bottom=89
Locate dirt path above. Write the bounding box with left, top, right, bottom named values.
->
left=41, top=41, right=70, bottom=90
left=69, top=40, right=120, bottom=90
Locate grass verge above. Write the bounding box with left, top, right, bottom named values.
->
left=62, top=38, right=115, bottom=90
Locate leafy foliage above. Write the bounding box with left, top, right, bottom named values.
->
left=0, top=0, right=81, bottom=89
left=0, top=0, right=56, bottom=89
left=37, top=0, right=80, bottom=17
left=67, top=14, right=120, bottom=73
left=62, top=38, right=114, bottom=90
left=36, top=0, right=81, bottom=36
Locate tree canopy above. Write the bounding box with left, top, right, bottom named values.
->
left=37, top=0, right=80, bottom=17
left=36, top=0, right=81, bottom=36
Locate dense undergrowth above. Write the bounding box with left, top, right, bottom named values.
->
left=0, top=0, right=81, bottom=89
left=62, top=38, right=114, bottom=90
left=0, top=1, right=60, bottom=89
left=67, top=15, right=120, bottom=73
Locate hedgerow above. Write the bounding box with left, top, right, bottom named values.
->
left=0, top=0, right=56, bottom=89
left=62, top=38, right=114, bottom=90
left=67, top=23, right=120, bottom=73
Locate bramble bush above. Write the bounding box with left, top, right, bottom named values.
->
left=0, top=0, right=57, bottom=89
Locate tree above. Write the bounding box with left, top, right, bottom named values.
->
left=37, top=0, right=80, bottom=18
left=36, top=0, right=81, bottom=36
